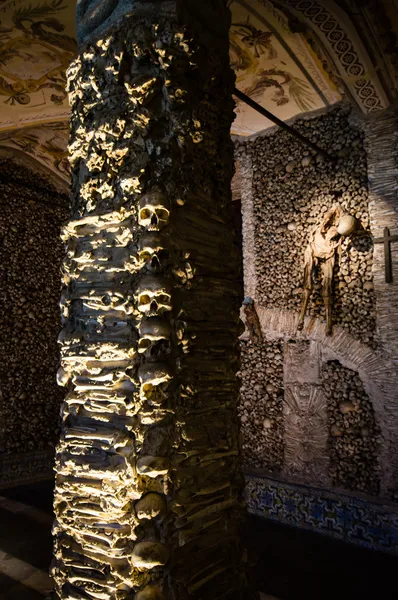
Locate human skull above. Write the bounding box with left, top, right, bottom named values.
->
left=138, top=362, right=172, bottom=394
left=131, top=540, right=169, bottom=567
left=138, top=232, right=167, bottom=272
left=138, top=317, right=172, bottom=353
left=137, top=276, right=172, bottom=315
left=138, top=232, right=166, bottom=262
left=337, top=214, right=356, bottom=236
left=139, top=191, right=170, bottom=231
left=56, top=366, right=70, bottom=387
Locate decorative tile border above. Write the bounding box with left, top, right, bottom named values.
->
left=245, top=473, right=398, bottom=555
left=0, top=450, right=54, bottom=489
left=272, top=0, right=388, bottom=113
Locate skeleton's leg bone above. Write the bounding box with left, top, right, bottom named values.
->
left=321, top=256, right=335, bottom=335
left=297, top=245, right=314, bottom=330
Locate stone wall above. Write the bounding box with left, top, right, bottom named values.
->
left=0, top=160, right=68, bottom=477
left=364, top=109, right=398, bottom=361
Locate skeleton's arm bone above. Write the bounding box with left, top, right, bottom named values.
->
left=320, top=205, right=341, bottom=233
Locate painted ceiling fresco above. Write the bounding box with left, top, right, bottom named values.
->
left=0, top=0, right=396, bottom=182
left=0, top=0, right=75, bottom=184
left=0, top=0, right=75, bottom=126
left=0, top=119, right=69, bottom=173
left=229, top=0, right=341, bottom=135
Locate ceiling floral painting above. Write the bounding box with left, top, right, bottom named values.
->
left=0, top=120, right=70, bottom=182
left=229, top=0, right=341, bottom=135
left=0, top=0, right=76, bottom=129
left=231, top=17, right=315, bottom=110
left=0, top=0, right=394, bottom=181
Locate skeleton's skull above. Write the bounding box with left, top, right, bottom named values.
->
left=138, top=317, right=172, bottom=353
left=135, top=585, right=165, bottom=600
left=137, top=276, right=172, bottom=315
left=337, top=214, right=356, bottom=236
left=139, top=191, right=170, bottom=231
left=135, top=492, right=166, bottom=520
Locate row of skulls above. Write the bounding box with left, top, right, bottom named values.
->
left=138, top=190, right=171, bottom=231
left=60, top=191, right=176, bottom=402
left=137, top=190, right=174, bottom=404
left=137, top=190, right=173, bottom=316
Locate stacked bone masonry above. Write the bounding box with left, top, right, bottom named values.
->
left=52, top=9, right=247, bottom=600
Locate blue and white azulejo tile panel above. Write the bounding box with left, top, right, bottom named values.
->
left=245, top=473, right=398, bottom=555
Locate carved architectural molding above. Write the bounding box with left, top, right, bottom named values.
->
left=255, top=305, right=398, bottom=498
left=282, top=341, right=330, bottom=487
left=283, top=380, right=330, bottom=486
left=270, top=0, right=390, bottom=113
left=284, top=338, right=320, bottom=385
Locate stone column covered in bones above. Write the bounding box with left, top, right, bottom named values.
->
left=53, top=2, right=250, bottom=599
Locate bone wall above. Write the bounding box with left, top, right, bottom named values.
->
left=0, top=159, right=68, bottom=457
left=235, top=105, right=376, bottom=346
left=238, top=339, right=284, bottom=470
left=236, top=106, right=386, bottom=497
left=322, top=360, right=380, bottom=495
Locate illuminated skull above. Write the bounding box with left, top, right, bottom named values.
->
left=138, top=232, right=167, bottom=272
left=56, top=366, right=70, bottom=387
left=138, top=363, right=172, bottom=403
left=139, top=191, right=170, bottom=231
left=137, top=276, right=172, bottom=315
left=138, top=317, right=172, bottom=353
left=138, top=362, right=172, bottom=390
left=337, top=214, right=356, bottom=236
left=138, top=232, right=166, bottom=262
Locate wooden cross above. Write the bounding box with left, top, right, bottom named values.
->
left=374, top=227, right=398, bottom=283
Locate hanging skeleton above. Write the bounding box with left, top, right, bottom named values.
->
left=297, top=206, right=356, bottom=335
